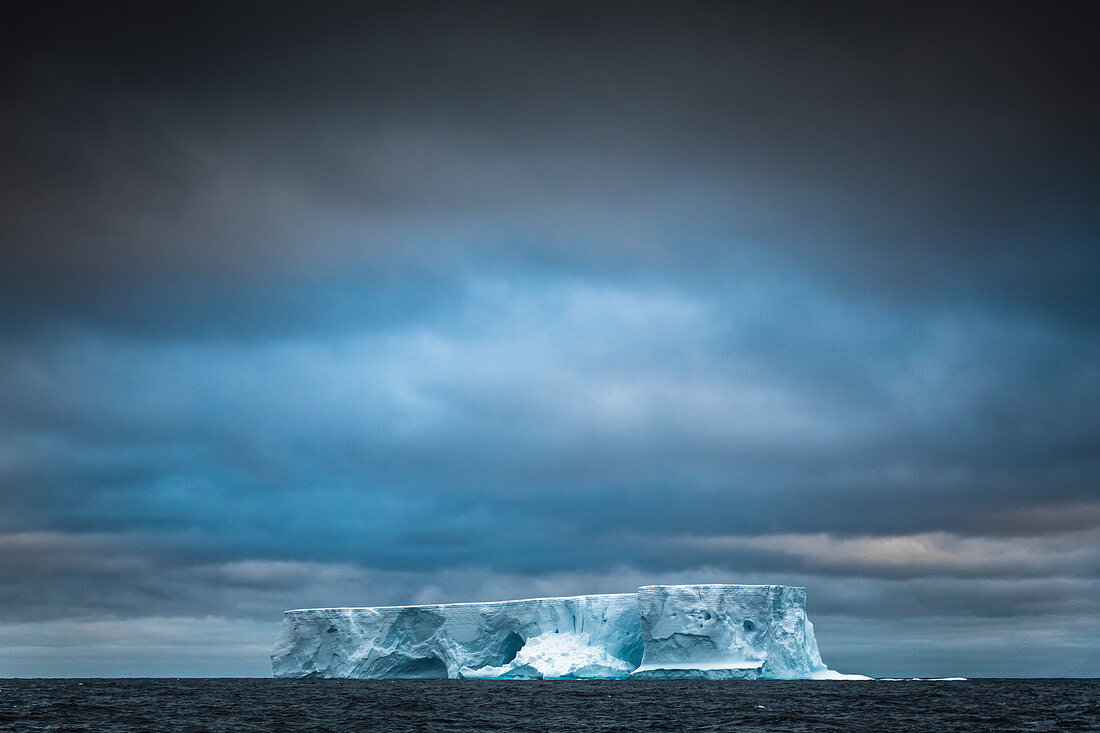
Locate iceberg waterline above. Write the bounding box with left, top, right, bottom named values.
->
left=271, top=583, right=868, bottom=680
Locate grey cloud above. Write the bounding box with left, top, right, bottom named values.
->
left=2, top=527, right=1096, bottom=623
left=814, top=613, right=1100, bottom=678
left=0, top=617, right=276, bottom=677
left=657, top=530, right=1100, bottom=580
left=0, top=532, right=146, bottom=581
left=3, top=2, right=1098, bottom=330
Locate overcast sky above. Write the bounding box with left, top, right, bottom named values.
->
left=2, top=1, right=1098, bottom=677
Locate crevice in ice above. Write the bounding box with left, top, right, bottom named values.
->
left=497, top=631, right=525, bottom=665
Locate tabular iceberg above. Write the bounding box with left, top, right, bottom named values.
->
left=271, top=584, right=866, bottom=680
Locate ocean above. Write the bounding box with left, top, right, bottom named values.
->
left=1, top=678, right=1097, bottom=732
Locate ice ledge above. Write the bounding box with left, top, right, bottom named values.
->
left=272, top=583, right=867, bottom=680
left=284, top=592, right=633, bottom=614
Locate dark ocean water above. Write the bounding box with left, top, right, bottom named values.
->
left=0, top=678, right=1097, bottom=732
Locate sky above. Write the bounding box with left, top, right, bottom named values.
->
left=1, top=1, right=1098, bottom=678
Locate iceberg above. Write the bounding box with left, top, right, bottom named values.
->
left=271, top=583, right=867, bottom=680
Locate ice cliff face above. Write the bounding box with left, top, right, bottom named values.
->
left=271, top=593, right=642, bottom=679
left=271, top=584, right=864, bottom=680
left=633, top=584, right=841, bottom=679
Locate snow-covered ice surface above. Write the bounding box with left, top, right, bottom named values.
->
left=271, top=584, right=867, bottom=680
left=459, top=631, right=636, bottom=679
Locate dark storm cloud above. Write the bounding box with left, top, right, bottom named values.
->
left=3, top=1, right=1098, bottom=324
left=1, top=1, right=1098, bottom=675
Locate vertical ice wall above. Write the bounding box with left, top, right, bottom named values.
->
left=271, top=593, right=642, bottom=679
left=632, top=584, right=835, bottom=679
left=272, top=584, right=861, bottom=679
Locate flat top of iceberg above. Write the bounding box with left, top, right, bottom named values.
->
left=286, top=584, right=806, bottom=613
left=285, top=592, right=633, bottom=613
left=637, top=583, right=804, bottom=591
